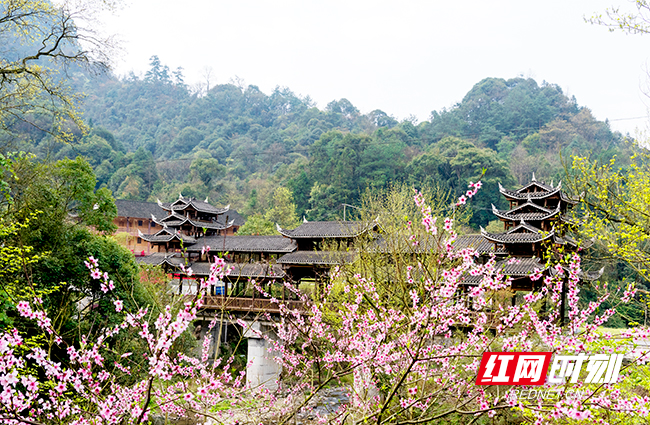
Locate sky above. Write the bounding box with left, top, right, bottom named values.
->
left=101, top=0, right=650, bottom=135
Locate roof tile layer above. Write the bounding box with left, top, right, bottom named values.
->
left=277, top=251, right=357, bottom=265
left=116, top=200, right=166, bottom=219
left=279, top=221, right=372, bottom=238
left=187, top=235, right=297, bottom=253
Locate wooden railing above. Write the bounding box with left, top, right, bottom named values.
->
left=201, top=295, right=304, bottom=314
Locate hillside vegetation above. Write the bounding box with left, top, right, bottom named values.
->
left=5, top=56, right=630, bottom=227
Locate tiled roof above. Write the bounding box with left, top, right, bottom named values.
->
left=460, top=257, right=546, bottom=285
left=548, top=264, right=604, bottom=282
left=505, top=201, right=554, bottom=214
left=138, top=229, right=197, bottom=244
left=492, top=209, right=560, bottom=221
left=188, top=262, right=285, bottom=279
left=499, top=182, right=562, bottom=200
left=560, top=191, right=578, bottom=205
left=152, top=212, right=231, bottom=230
left=515, top=177, right=555, bottom=193
left=459, top=273, right=484, bottom=284
left=581, top=268, right=604, bottom=281
left=278, top=221, right=373, bottom=238
left=186, top=235, right=297, bottom=253
left=506, top=222, right=545, bottom=234
left=453, top=234, right=495, bottom=254
left=160, top=196, right=230, bottom=215
left=216, top=209, right=246, bottom=227
left=496, top=257, right=547, bottom=276
left=135, top=253, right=185, bottom=267
left=553, top=234, right=579, bottom=247
left=362, top=234, right=494, bottom=255
left=277, top=251, right=357, bottom=265
left=115, top=200, right=166, bottom=219
left=136, top=252, right=170, bottom=266
left=481, top=224, right=554, bottom=244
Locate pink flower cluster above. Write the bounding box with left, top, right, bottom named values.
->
left=0, top=255, right=240, bottom=425
left=0, top=190, right=647, bottom=424
left=456, top=180, right=482, bottom=206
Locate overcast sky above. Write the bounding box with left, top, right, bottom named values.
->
left=101, top=0, right=650, bottom=135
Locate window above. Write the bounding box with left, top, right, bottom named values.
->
left=137, top=237, right=142, bottom=243
left=138, top=220, right=143, bottom=226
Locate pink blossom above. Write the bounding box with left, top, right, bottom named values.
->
left=114, top=300, right=123, bottom=312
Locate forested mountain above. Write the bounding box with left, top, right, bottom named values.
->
left=5, top=56, right=629, bottom=228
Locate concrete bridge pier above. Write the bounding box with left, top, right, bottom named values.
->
left=243, top=321, right=282, bottom=391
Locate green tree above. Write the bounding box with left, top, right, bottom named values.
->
left=190, top=157, right=225, bottom=186
left=168, top=127, right=204, bottom=155
left=407, top=136, right=515, bottom=227
left=569, top=152, right=650, bottom=282
left=144, top=55, right=171, bottom=84
left=0, top=0, right=116, bottom=143
left=587, top=1, right=650, bottom=34
left=236, top=213, right=276, bottom=236
left=264, top=187, right=300, bottom=229
left=1, top=155, right=161, bottom=361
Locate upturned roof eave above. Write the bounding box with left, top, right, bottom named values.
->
left=480, top=226, right=555, bottom=244
left=498, top=182, right=562, bottom=200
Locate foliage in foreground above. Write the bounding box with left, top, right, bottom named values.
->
left=0, top=185, right=649, bottom=424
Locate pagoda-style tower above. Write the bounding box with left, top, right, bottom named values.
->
left=139, top=195, right=233, bottom=253
left=479, top=174, right=581, bottom=291
left=481, top=174, right=577, bottom=259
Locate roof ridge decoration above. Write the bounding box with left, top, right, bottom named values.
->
left=532, top=172, right=536, bottom=182
left=500, top=182, right=563, bottom=200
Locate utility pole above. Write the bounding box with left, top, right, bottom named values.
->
left=341, top=203, right=361, bottom=221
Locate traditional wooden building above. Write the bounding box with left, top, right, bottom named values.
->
left=115, top=197, right=244, bottom=255
left=477, top=174, right=598, bottom=293
left=114, top=200, right=167, bottom=255
left=139, top=195, right=244, bottom=252
left=275, top=221, right=374, bottom=282
left=134, top=177, right=598, bottom=318
left=187, top=235, right=297, bottom=263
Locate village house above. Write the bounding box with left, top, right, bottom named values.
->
left=134, top=178, right=601, bottom=320
left=114, top=198, right=244, bottom=256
